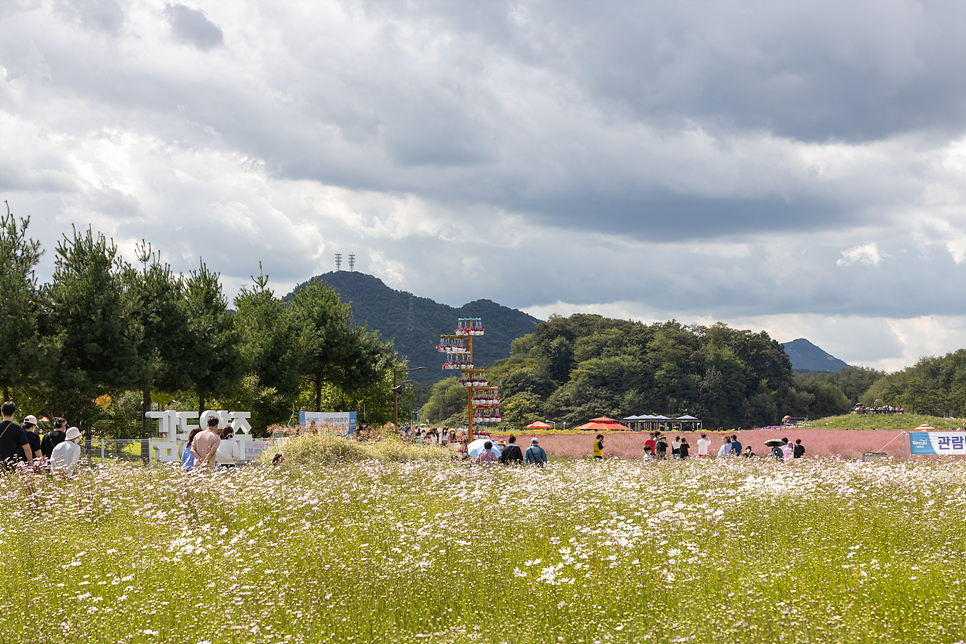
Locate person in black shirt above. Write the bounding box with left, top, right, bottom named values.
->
left=656, top=436, right=668, bottom=459
left=500, top=435, right=524, bottom=464
left=793, top=439, right=805, bottom=458
left=0, top=401, right=30, bottom=469
left=41, top=418, right=67, bottom=459
left=20, top=414, right=42, bottom=465
left=679, top=437, right=690, bottom=459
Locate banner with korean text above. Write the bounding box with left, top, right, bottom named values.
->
left=909, top=432, right=966, bottom=455
left=299, top=411, right=357, bottom=435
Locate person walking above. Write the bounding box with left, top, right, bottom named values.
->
left=593, top=434, right=604, bottom=461
left=500, top=435, right=523, bottom=464
left=524, top=437, right=547, bottom=467
left=41, top=418, right=67, bottom=459
left=190, top=417, right=222, bottom=471
left=215, top=427, right=240, bottom=469
left=0, top=402, right=30, bottom=470
left=696, top=434, right=711, bottom=458
left=671, top=436, right=682, bottom=459
left=20, top=415, right=42, bottom=466
left=656, top=436, right=668, bottom=460
left=50, top=427, right=83, bottom=476
left=793, top=439, right=805, bottom=459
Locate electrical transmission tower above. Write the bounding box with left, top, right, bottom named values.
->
left=335, top=253, right=342, bottom=271
left=348, top=254, right=355, bottom=271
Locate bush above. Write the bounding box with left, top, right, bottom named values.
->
left=258, top=433, right=451, bottom=467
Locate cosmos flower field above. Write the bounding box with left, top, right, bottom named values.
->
left=4, top=449, right=966, bottom=644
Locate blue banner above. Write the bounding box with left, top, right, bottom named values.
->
left=909, top=432, right=966, bottom=455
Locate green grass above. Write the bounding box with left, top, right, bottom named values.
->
left=814, top=413, right=963, bottom=430
left=4, top=436, right=966, bottom=643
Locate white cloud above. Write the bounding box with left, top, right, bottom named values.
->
left=1, top=0, right=964, bottom=369
left=836, top=243, right=883, bottom=266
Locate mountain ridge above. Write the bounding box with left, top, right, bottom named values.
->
left=287, top=271, right=540, bottom=386
left=781, top=338, right=850, bottom=372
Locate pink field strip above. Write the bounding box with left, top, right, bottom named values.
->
left=489, top=429, right=937, bottom=460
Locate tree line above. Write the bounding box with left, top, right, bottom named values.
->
left=422, top=313, right=966, bottom=429
left=0, top=203, right=397, bottom=437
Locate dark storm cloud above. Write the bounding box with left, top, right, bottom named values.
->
left=164, top=4, right=224, bottom=51
left=371, top=1, right=966, bottom=143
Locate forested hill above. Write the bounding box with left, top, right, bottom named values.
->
left=287, top=272, right=540, bottom=386
left=782, top=338, right=850, bottom=372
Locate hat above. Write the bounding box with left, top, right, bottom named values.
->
left=23, top=415, right=38, bottom=426
left=65, top=427, right=82, bottom=441
left=531, top=437, right=539, bottom=444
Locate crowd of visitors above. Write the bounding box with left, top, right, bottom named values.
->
left=853, top=404, right=903, bottom=415
left=0, top=401, right=85, bottom=476
left=587, top=429, right=807, bottom=463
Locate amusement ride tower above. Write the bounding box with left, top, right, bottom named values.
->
left=436, top=318, right=501, bottom=442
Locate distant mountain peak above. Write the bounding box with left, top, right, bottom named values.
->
left=782, top=338, right=850, bottom=372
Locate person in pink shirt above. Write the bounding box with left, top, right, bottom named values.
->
left=475, top=441, right=498, bottom=465
left=190, top=416, right=222, bottom=470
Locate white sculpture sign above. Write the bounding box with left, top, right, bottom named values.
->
left=145, top=410, right=254, bottom=463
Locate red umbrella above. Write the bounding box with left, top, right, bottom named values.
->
left=575, top=419, right=632, bottom=431
left=525, top=421, right=554, bottom=430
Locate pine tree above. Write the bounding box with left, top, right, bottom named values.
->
left=0, top=202, right=44, bottom=401
left=181, top=259, right=242, bottom=416
left=46, top=227, right=142, bottom=430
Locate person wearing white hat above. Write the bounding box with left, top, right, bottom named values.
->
left=20, top=415, right=41, bottom=466
left=50, top=427, right=82, bottom=476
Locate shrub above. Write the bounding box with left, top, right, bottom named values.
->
left=258, top=433, right=451, bottom=467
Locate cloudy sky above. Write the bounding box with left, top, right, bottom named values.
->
left=2, top=0, right=964, bottom=371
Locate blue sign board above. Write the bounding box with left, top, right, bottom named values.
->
left=909, top=432, right=966, bottom=455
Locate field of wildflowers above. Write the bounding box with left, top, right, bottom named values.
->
left=4, top=443, right=966, bottom=643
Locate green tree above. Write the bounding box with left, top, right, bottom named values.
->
left=290, top=278, right=392, bottom=412
left=421, top=377, right=467, bottom=423
left=181, top=259, right=242, bottom=416
left=502, top=392, right=541, bottom=429
left=234, top=266, right=303, bottom=407
left=300, top=363, right=397, bottom=426
left=212, top=374, right=290, bottom=435
left=127, top=242, right=190, bottom=434
left=46, top=227, right=142, bottom=431
left=0, top=202, right=45, bottom=401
